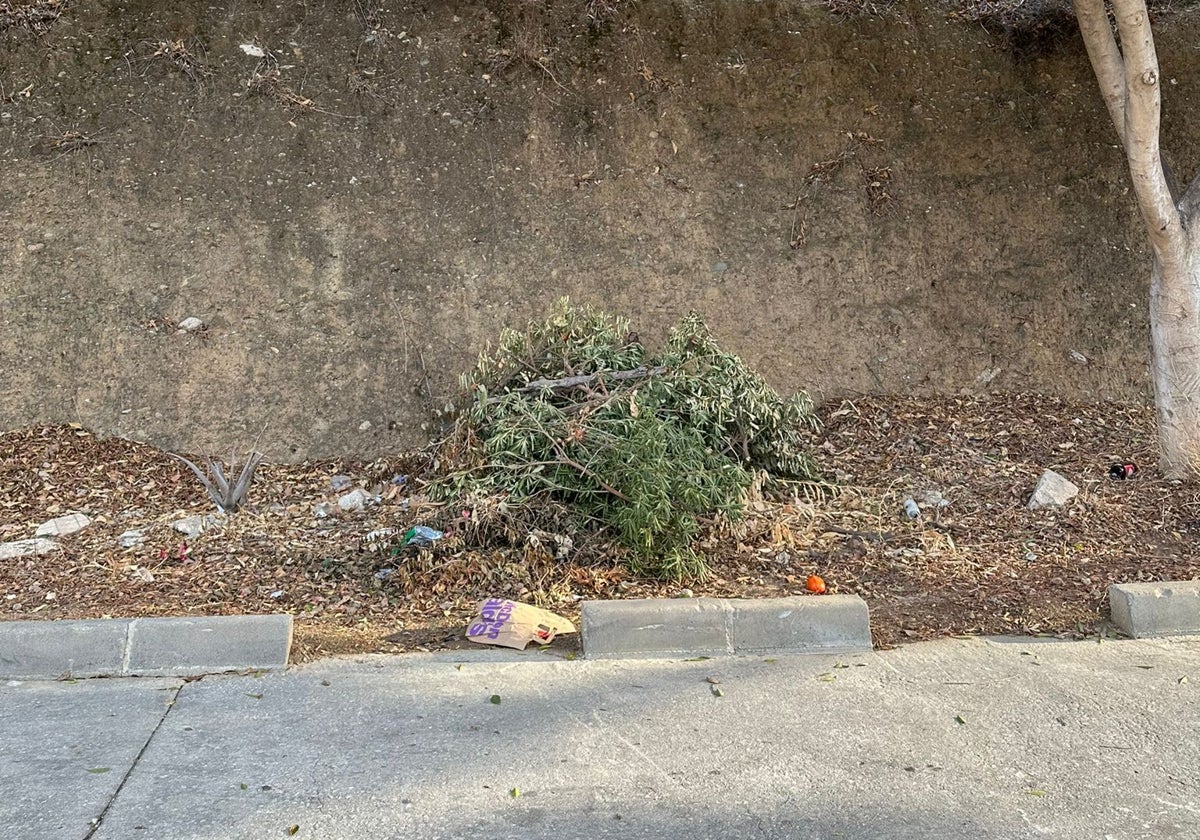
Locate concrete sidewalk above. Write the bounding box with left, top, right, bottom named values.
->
left=2, top=636, right=1198, bottom=840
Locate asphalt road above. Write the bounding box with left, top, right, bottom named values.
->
left=3, top=635, right=1198, bottom=840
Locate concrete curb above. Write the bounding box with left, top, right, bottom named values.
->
left=0, top=615, right=293, bottom=679
left=581, top=595, right=871, bottom=659
left=1109, top=581, right=1200, bottom=638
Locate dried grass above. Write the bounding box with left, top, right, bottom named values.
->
left=0, top=0, right=68, bottom=36
left=247, top=61, right=315, bottom=115
left=146, top=38, right=213, bottom=82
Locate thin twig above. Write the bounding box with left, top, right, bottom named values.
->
left=823, top=525, right=898, bottom=542
left=519, top=365, right=667, bottom=393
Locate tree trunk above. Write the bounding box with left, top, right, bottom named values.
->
left=1149, top=240, right=1200, bottom=476
left=1076, top=0, right=1200, bottom=477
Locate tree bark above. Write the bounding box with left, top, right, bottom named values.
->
left=1148, top=245, right=1200, bottom=477
left=1076, top=0, right=1200, bottom=476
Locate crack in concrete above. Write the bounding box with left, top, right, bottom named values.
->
left=80, top=681, right=185, bottom=840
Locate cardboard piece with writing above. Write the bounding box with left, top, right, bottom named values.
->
left=466, top=598, right=576, bottom=650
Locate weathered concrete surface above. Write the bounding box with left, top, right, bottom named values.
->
left=0, top=618, right=128, bottom=679
left=581, top=596, right=871, bottom=658
left=1110, top=581, right=1200, bottom=638
left=126, top=615, right=293, bottom=677
left=3, top=635, right=1192, bottom=840
left=0, top=676, right=180, bottom=840
left=0, top=615, right=293, bottom=679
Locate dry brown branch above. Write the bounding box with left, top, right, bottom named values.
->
left=0, top=0, right=69, bottom=35
left=586, top=0, right=624, bottom=22
left=788, top=133, right=892, bottom=246
left=147, top=38, right=213, bottom=82
left=48, top=130, right=97, bottom=153
left=788, top=199, right=809, bottom=250
left=519, top=366, right=668, bottom=394
left=806, top=154, right=848, bottom=185
left=4, top=81, right=33, bottom=103
left=247, top=65, right=315, bottom=115
left=825, top=0, right=903, bottom=19
left=863, top=166, right=894, bottom=214
left=950, top=0, right=1079, bottom=58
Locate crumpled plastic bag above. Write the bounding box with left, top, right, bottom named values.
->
left=466, top=598, right=576, bottom=650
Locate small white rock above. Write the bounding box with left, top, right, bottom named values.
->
left=172, top=514, right=215, bottom=537
left=177, top=316, right=205, bottom=333
left=118, top=529, right=146, bottom=548
left=240, top=43, right=266, bottom=57
left=338, top=489, right=369, bottom=512
left=1070, top=350, right=1089, bottom=365
left=975, top=368, right=1002, bottom=386
left=129, top=566, right=155, bottom=583
left=0, top=538, right=60, bottom=560
left=1028, top=470, right=1079, bottom=510
left=35, top=512, right=92, bottom=537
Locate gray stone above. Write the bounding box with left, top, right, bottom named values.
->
left=125, top=615, right=293, bottom=677
left=0, top=538, right=60, bottom=560
left=118, top=528, right=146, bottom=548
left=337, top=488, right=369, bottom=512
left=177, top=316, right=205, bottom=333
left=34, top=512, right=91, bottom=537
left=1027, top=469, right=1078, bottom=510
left=915, top=488, right=947, bottom=508
left=330, top=474, right=353, bottom=491
left=975, top=367, right=1002, bottom=386
left=581, top=595, right=872, bottom=659
left=128, top=566, right=155, bottom=583
left=711, top=260, right=729, bottom=273
left=0, top=619, right=129, bottom=679
left=1109, top=581, right=1200, bottom=638
left=172, top=514, right=216, bottom=537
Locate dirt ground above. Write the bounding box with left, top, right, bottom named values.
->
left=4, top=0, right=1200, bottom=458
left=3, top=393, right=1196, bottom=660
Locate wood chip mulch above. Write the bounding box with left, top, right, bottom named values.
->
left=2, top=393, right=1197, bottom=661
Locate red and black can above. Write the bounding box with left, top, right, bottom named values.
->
left=1108, top=462, right=1137, bottom=480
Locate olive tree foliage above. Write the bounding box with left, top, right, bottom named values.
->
left=1075, top=0, right=1200, bottom=476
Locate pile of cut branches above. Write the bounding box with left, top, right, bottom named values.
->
left=427, top=299, right=825, bottom=579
